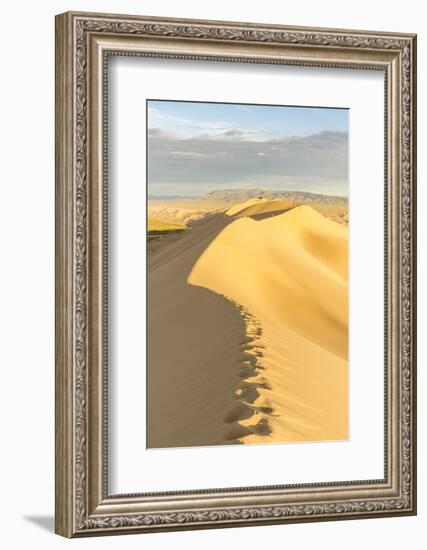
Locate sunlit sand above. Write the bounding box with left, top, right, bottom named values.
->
left=189, top=201, right=348, bottom=443
left=148, top=197, right=348, bottom=447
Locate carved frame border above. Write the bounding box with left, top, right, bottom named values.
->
left=55, top=11, right=416, bottom=537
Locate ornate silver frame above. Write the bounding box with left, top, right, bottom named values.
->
left=55, top=11, right=417, bottom=537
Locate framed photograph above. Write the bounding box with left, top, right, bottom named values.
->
left=55, top=11, right=417, bottom=537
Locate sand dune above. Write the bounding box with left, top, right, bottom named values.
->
left=226, top=198, right=297, bottom=218
left=225, top=198, right=267, bottom=216
left=148, top=199, right=348, bottom=447
left=188, top=205, right=348, bottom=443
left=148, top=213, right=250, bottom=448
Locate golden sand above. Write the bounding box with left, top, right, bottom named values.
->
left=226, top=198, right=297, bottom=218
left=188, top=203, right=348, bottom=443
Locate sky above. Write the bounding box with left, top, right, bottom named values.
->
left=147, top=100, right=348, bottom=197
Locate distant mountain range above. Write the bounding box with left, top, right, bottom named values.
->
left=199, top=189, right=348, bottom=205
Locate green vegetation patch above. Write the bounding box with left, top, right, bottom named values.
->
left=148, top=218, right=186, bottom=237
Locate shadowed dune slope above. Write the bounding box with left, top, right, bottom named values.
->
left=188, top=205, right=348, bottom=443
left=225, top=198, right=268, bottom=216
left=147, top=214, right=251, bottom=448
left=226, top=198, right=297, bottom=218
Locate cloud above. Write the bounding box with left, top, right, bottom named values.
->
left=147, top=105, right=235, bottom=139
left=147, top=105, right=273, bottom=142
left=147, top=129, right=348, bottom=196
left=170, top=151, right=208, bottom=158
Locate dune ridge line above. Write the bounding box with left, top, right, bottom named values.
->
left=202, top=289, right=275, bottom=443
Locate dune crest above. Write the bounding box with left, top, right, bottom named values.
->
left=188, top=204, right=348, bottom=444
left=227, top=198, right=298, bottom=219
left=225, top=197, right=267, bottom=216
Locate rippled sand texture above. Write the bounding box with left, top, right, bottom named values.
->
left=148, top=199, right=348, bottom=447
